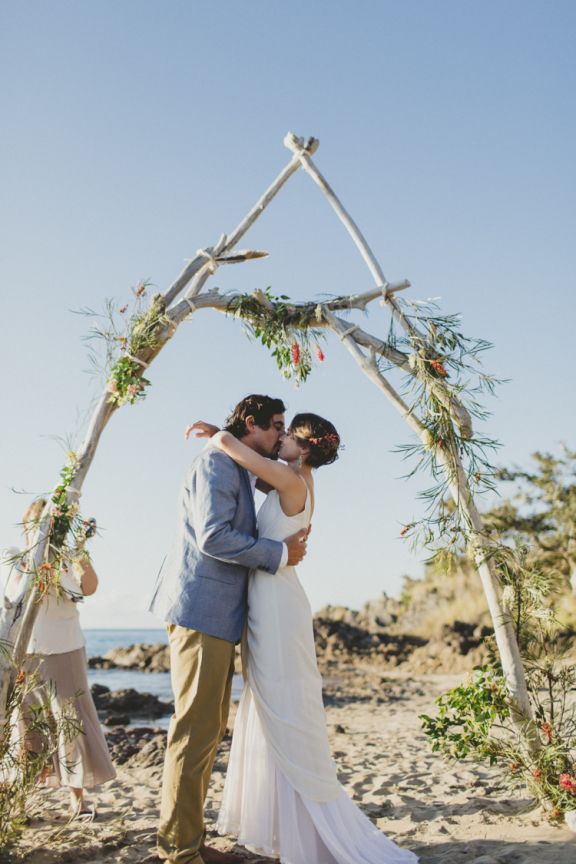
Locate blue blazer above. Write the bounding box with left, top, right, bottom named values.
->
left=149, top=448, right=283, bottom=643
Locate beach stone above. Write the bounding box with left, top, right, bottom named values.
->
left=103, top=713, right=130, bottom=726
left=564, top=809, right=576, bottom=831
left=91, top=685, right=173, bottom=718
left=89, top=641, right=170, bottom=672
left=105, top=725, right=166, bottom=765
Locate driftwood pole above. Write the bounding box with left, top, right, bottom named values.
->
left=0, top=138, right=320, bottom=719
left=279, top=132, right=533, bottom=724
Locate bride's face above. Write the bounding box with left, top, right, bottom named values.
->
left=278, top=430, right=308, bottom=464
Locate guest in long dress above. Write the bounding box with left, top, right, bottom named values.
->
left=7, top=499, right=116, bottom=818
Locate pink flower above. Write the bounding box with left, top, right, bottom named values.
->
left=126, top=384, right=140, bottom=398
left=107, top=380, right=119, bottom=395
left=559, top=774, right=576, bottom=793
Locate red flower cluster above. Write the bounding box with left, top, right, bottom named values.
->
left=291, top=342, right=300, bottom=365
left=431, top=360, right=448, bottom=377
left=399, top=525, right=410, bottom=537
left=559, top=774, right=576, bottom=793
left=316, top=346, right=325, bottom=362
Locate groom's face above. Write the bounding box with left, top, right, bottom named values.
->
left=246, top=413, right=286, bottom=458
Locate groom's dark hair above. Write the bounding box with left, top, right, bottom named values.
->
left=224, top=394, right=286, bottom=439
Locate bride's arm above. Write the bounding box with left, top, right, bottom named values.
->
left=186, top=422, right=299, bottom=493
left=210, top=431, right=300, bottom=493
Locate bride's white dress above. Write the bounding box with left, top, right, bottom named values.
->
left=217, top=487, right=418, bottom=864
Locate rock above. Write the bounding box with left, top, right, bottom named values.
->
left=87, top=656, right=117, bottom=669
left=89, top=642, right=170, bottom=672
left=105, top=725, right=166, bottom=767
left=91, top=685, right=173, bottom=719
left=104, top=713, right=130, bottom=726
left=565, top=809, right=576, bottom=832
left=313, top=616, right=425, bottom=667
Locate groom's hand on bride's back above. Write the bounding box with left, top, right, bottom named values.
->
left=284, top=528, right=308, bottom=566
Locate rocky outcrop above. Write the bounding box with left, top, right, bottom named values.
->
left=86, top=599, right=511, bottom=678
left=401, top=620, right=492, bottom=674
left=91, top=683, right=173, bottom=724
left=313, top=617, right=426, bottom=667
left=104, top=725, right=167, bottom=767
left=88, top=642, right=170, bottom=672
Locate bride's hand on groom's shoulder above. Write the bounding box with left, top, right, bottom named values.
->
left=185, top=421, right=220, bottom=440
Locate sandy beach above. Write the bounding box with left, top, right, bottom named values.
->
left=12, top=665, right=575, bottom=864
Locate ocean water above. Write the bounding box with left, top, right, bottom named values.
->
left=85, top=628, right=242, bottom=728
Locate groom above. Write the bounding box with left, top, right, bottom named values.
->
left=149, top=394, right=308, bottom=864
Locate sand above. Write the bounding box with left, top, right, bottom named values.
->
left=12, top=669, right=576, bottom=864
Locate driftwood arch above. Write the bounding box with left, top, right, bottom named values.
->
left=0, top=132, right=533, bottom=734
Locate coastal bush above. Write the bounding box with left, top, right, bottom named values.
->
left=0, top=648, right=81, bottom=849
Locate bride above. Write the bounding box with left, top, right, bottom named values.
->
left=190, top=413, right=418, bottom=864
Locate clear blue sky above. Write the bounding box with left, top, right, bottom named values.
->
left=1, top=1, right=575, bottom=628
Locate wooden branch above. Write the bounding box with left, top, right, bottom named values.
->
left=288, top=138, right=532, bottom=729
left=283, top=131, right=473, bottom=439
left=327, top=318, right=534, bottom=730
left=324, top=311, right=424, bottom=436
left=162, top=138, right=318, bottom=310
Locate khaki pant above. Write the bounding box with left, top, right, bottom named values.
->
left=157, top=625, right=235, bottom=864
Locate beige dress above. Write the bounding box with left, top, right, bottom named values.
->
left=4, top=553, right=116, bottom=790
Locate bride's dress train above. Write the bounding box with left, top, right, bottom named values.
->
left=217, top=488, right=418, bottom=864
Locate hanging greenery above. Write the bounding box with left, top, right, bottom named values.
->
left=227, top=287, right=325, bottom=385
left=80, top=281, right=171, bottom=406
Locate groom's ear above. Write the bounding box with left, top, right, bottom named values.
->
left=244, top=415, right=256, bottom=434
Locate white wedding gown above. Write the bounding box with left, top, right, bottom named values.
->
left=217, top=487, right=418, bottom=864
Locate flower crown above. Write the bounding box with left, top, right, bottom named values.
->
left=307, top=432, right=340, bottom=449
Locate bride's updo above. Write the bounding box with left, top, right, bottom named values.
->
left=289, top=413, right=341, bottom=468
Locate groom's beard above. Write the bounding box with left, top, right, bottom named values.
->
left=268, top=442, right=282, bottom=460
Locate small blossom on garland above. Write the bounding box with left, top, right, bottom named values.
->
left=430, top=359, right=448, bottom=378
left=559, top=774, right=576, bottom=793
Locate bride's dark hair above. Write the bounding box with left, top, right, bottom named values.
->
left=289, top=413, right=340, bottom=469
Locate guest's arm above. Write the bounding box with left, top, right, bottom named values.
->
left=78, top=557, right=99, bottom=596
